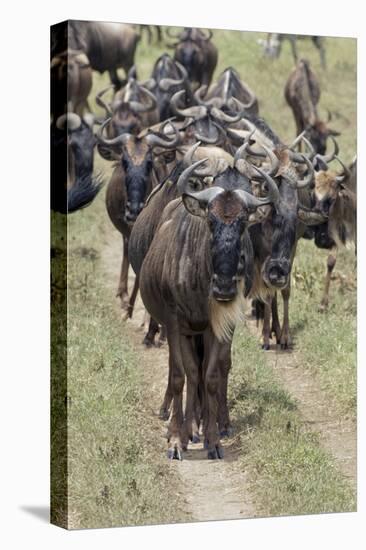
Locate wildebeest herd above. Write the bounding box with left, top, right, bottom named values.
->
left=51, top=22, right=357, bottom=461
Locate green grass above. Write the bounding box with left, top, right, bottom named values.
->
left=230, top=327, right=355, bottom=517
left=290, top=240, right=356, bottom=417
left=52, top=26, right=357, bottom=526
left=57, top=193, right=190, bottom=529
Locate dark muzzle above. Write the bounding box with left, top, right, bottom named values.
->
left=212, top=274, right=238, bottom=302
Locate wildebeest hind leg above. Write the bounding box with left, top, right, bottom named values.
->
left=166, top=322, right=185, bottom=460
left=180, top=335, right=200, bottom=449
left=319, top=251, right=337, bottom=312
left=125, top=274, right=139, bottom=319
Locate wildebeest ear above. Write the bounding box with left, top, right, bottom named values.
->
left=248, top=205, right=272, bottom=226
left=182, top=194, right=207, bottom=218
left=97, top=143, right=120, bottom=162
left=327, top=129, right=341, bottom=137
left=297, top=205, right=328, bottom=225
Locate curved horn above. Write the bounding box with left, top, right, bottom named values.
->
left=182, top=141, right=219, bottom=176
left=96, top=85, right=115, bottom=116
left=313, top=135, right=339, bottom=167
left=166, top=27, right=182, bottom=39
left=194, top=120, right=226, bottom=145
left=129, top=85, right=157, bottom=113
left=296, top=155, right=315, bottom=188
left=96, top=117, right=132, bottom=146
left=145, top=120, right=180, bottom=148
left=177, top=158, right=210, bottom=194
left=198, top=28, right=213, bottom=41
left=56, top=113, right=81, bottom=131
left=228, top=94, right=256, bottom=113
left=82, top=112, right=95, bottom=128
left=288, top=134, right=316, bottom=162
left=250, top=165, right=281, bottom=207
left=158, top=62, right=188, bottom=92
left=334, top=155, right=351, bottom=185
left=170, top=90, right=207, bottom=119
left=211, top=106, right=244, bottom=124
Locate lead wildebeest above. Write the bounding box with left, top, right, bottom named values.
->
left=67, top=20, right=140, bottom=89
left=167, top=27, right=218, bottom=90
left=284, top=59, right=339, bottom=155
left=51, top=113, right=103, bottom=214
left=97, top=119, right=180, bottom=316
left=139, top=146, right=283, bottom=460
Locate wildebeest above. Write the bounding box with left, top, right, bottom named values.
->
left=260, top=33, right=326, bottom=69
left=167, top=27, right=218, bottom=90
left=67, top=20, right=140, bottom=89
left=284, top=59, right=339, bottom=155
left=51, top=113, right=102, bottom=214
left=139, top=148, right=281, bottom=459
left=148, top=54, right=193, bottom=120
left=95, top=67, right=159, bottom=141
left=195, top=67, right=259, bottom=116
left=311, top=155, right=356, bottom=311
left=51, top=49, right=92, bottom=119
left=97, top=119, right=180, bottom=316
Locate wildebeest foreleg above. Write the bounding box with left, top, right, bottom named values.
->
left=204, top=331, right=224, bottom=459
left=143, top=316, right=159, bottom=347
left=271, top=292, right=282, bottom=344
left=262, top=301, right=272, bottom=350
left=109, top=68, right=123, bottom=90
left=217, top=342, right=232, bottom=438
left=125, top=274, right=139, bottom=319
left=280, top=285, right=292, bottom=349
left=319, top=251, right=337, bottom=312
left=116, top=236, right=130, bottom=311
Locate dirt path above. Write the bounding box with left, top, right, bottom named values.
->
left=246, top=313, right=357, bottom=493
left=101, top=229, right=356, bottom=522
left=102, top=231, right=257, bottom=522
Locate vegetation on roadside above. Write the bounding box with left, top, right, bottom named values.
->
left=66, top=192, right=189, bottom=529
left=231, top=327, right=356, bottom=517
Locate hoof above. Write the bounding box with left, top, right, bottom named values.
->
left=159, top=408, right=170, bottom=421
left=207, top=445, right=224, bottom=460
left=262, top=343, right=270, bottom=351
left=220, top=427, right=233, bottom=438
left=191, top=434, right=200, bottom=444
left=167, top=447, right=183, bottom=461
left=142, top=336, right=154, bottom=348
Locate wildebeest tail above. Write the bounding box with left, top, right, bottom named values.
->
left=67, top=173, right=104, bottom=213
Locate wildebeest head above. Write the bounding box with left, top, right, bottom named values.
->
left=311, top=156, right=353, bottom=249
left=246, top=138, right=327, bottom=290
left=98, top=119, right=180, bottom=223
left=56, top=112, right=96, bottom=181
left=177, top=153, right=279, bottom=302
left=305, top=114, right=340, bottom=156
left=96, top=70, right=158, bottom=139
